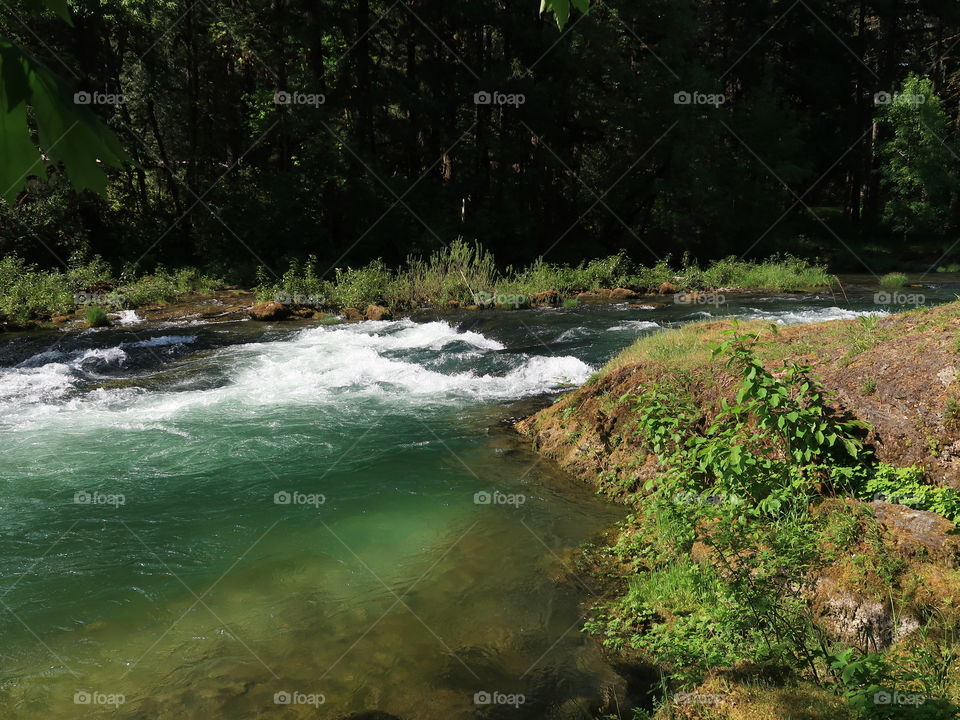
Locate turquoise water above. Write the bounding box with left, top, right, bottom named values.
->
left=0, top=283, right=956, bottom=718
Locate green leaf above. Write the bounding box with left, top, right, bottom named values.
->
left=0, top=84, right=41, bottom=203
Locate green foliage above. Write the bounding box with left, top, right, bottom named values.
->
left=0, top=38, right=128, bottom=202
left=0, top=254, right=218, bottom=324
left=114, top=267, right=219, bottom=308
left=858, top=465, right=960, bottom=523
left=255, top=255, right=332, bottom=307
left=332, top=260, right=394, bottom=309
left=828, top=647, right=957, bottom=719
left=588, top=334, right=960, bottom=714
left=252, top=246, right=832, bottom=312
left=878, top=75, right=960, bottom=239
left=540, top=0, right=589, bottom=29
left=682, top=254, right=833, bottom=291
left=0, top=255, right=72, bottom=323
left=83, top=305, right=109, bottom=327
left=880, top=272, right=909, bottom=289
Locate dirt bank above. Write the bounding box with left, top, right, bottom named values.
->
left=516, top=302, right=960, bottom=719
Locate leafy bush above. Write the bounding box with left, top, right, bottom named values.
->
left=254, top=255, right=332, bottom=307
left=858, top=465, right=960, bottom=522
left=0, top=256, right=73, bottom=324
left=332, top=260, right=394, bottom=309
left=880, top=272, right=909, bottom=289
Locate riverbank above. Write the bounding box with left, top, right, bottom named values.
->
left=517, top=303, right=960, bottom=718
left=0, top=243, right=837, bottom=331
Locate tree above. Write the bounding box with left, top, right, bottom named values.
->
left=877, top=74, right=960, bottom=240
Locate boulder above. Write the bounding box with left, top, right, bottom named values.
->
left=870, top=501, right=960, bottom=565
left=248, top=301, right=291, bottom=321
left=365, top=304, right=391, bottom=321
left=342, top=307, right=364, bottom=322
left=530, top=290, right=561, bottom=306
left=812, top=576, right=919, bottom=651
left=609, top=288, right=640, bottom=301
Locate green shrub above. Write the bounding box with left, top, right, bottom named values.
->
left=332, top=260, right=394, bottom=309
left=879, top=272, right=908, bottom=289
left=254, top=255, right=332, bottom=307
left=84, top=306, right=110, bottom=327
left=0, top=256, right=73, bottom=324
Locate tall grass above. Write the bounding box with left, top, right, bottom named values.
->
left=257, top=242, right=833, bottom=312
left=879, top=271, right=908, bottom=289
left=0, top=254, right=220, bottom=326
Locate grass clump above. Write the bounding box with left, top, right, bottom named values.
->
left=254, top=243, right=833, bottom=313
left=879, top=272, right=909, bottom=289
left=0, top=256, right=73, bottom=325
left=84, top=306, right=110, bottom=328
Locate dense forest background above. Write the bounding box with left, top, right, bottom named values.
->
left=3, top=0, right=960, bottom=280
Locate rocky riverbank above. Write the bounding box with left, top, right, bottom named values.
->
left=517, top=302, right=960, bottom=719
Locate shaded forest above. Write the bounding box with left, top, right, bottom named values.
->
left=3, top=0, right=960, bottom=280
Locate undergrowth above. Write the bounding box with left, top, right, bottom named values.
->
left=584, top=329, right=959, bottom=719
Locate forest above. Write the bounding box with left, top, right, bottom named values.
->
left=2, top=0, right=960, bottom=282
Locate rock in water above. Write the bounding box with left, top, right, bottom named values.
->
left=365, top=304, right=391, bottom=321
left=342, top=307, right=364, bottom=322
left=248, top=301, right=291, bottom=321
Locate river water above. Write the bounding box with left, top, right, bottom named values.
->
left=0, top=279, right=955, bottom=718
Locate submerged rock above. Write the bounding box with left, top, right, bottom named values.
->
left=248, top=301, right=291, bottom=321
left=365, top=304, right=391, bottom=321
left=530, top=290, right=561, bottom=306
left=343, top=307, right=364, bottom=322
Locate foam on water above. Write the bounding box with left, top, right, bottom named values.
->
left=607, top=320, right=661, bottom=332
left=0, top=320, right=589, bottom=429
left=110, top=309, right=144, bottom=325
left=734, top=306, right=889, bottom=325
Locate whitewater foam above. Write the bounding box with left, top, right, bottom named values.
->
left=0, top=320, right=590, bottom=430
left=734, top=306, right=889, bottom=325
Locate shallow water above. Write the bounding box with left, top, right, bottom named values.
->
left=0, top=282, right=956, bottom=718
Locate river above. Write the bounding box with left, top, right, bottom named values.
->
left=0, top=278, right=955, bottom=718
